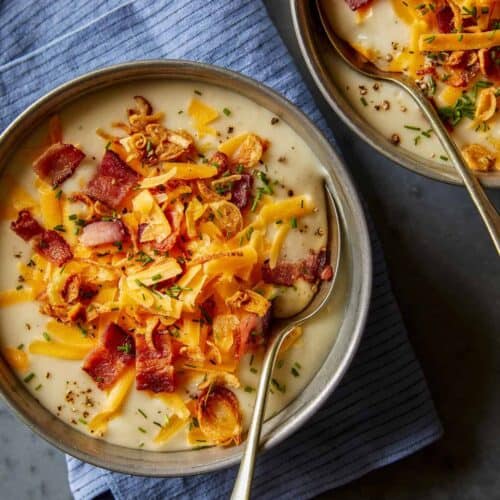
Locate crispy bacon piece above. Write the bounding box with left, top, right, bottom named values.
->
left=436, top=6, right=454, bottom=33
left=82, top=323, right=135, bottom=390
left=230, top=174, right=253, bottom=210
left=209, top=151, right=229, bottom=174
left=262, top=248, right=333, bottom=286
left=344, top=0, right=372, bottom=10
left=10, top=209, right=43, bottom=241
left=11, top=210, right=73, bottom=266
left=445, top=51, right=480, bottom=88
left=61, top=274, right=99, bottom=304
left=32, top=143, right=85, bottom=187
left=135, top=327, right=175, bottom=392
left=235, top=309, right=271, bottom=358
left=197, top=385, right=242, bottom=445
left=150, top=208, right=183, bottom=252
left=79, top=220, right=127, bottom=247
left=34, top=230, right=73, bottom=266
left=86, top=150, right=139, bottom=209
left=478, top=48, right=500, bottom=82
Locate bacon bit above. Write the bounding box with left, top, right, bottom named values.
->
left=11, top=210, right=43, bottom=241
left=478, top=48, right=500, bottom=82
left=262, top=248, right=332, bottom=286
left=320, top=264, right=334, bottom=281
left=34, top=230, right=73, bottom=266
left=61, top=274, right=98, bottom=304
left=436, top=6, right=454, bottom=33
left=79, top=220, right=127, bottom=247
left=61, top=274, right=81, bottom=303
left=235, top=309, right=271, bottom=358
left=344, top=0, right=372, bottom=10
left=230, top=174, right=253, bottom=210
left=209, top=151, right=229, bottom=174
left=135, top=327, right=175, bottom=393
left=11, top=211, right=73, bottom=266
left=32, top=143, right=85, bottom=187
left=150, top=209, right=183, bottom=252
left=445, top=51, right=480, bottom=88
left=82, top=323, right=135, bottom=390
left=86, top=150, right=140, bottom=209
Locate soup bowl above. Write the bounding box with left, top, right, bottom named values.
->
left=0, top=60, right=371, bottom=476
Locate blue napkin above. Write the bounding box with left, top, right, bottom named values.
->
left=0, top=1, right=443, bottom=498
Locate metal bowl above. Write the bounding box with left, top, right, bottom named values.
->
left=0, top=60, right=371, bottom=476
left=291, top=0, right=500, bottom=188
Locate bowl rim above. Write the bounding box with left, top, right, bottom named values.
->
left=290, top=0, right=500, bottom=188
left=0, top=59, right=372, bottom=476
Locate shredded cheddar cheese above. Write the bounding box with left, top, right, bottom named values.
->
left=0, top=94, right=330, bottom=450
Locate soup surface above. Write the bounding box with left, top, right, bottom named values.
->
left=321, top=0, right=500, bottom=173
left=0, top=80, right=343, bottom=451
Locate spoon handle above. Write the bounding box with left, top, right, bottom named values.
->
left=230, top=325, right=295, bottom=500
left=406, top=85, right=500, bottom=255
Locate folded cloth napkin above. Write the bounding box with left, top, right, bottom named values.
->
left=0, top=1, right=443, bottom=498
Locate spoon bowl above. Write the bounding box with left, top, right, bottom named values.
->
left=316, top=0, right=500, bottom=255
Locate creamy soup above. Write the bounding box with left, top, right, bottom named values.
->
left=0, top=80, right=343, bottom=451
left=321, top=0, right=500, bottom=173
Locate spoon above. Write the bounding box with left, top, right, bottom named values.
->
left=316, top=0, right=500, bottom=255
left=231, top=184, right=341, bottom=500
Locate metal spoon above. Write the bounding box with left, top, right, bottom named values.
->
left=231, top=184, right=341, bottom=500
left=316, top=0, right=500, bottom=255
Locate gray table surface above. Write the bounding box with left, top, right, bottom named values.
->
left=1, top=2, right=499, bottom=499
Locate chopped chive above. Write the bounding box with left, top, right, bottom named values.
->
left=360, top=97, right=368, bottom=106
left=404, top=125, right=421, bottom=131
left=290, top=217, right=298, bottom=229
left=117, top=342, right=132, bottom=354
left=250, top=367, right=258, bottom=374
left=138, top=426, right=147, bottom=433
left=17, top=344, right=24, bottom=350
left=77, top=323, right=88, bottom=337
left=53, top=224, right=66, bottom=232
left=271, top=378, right=286, bottom=393
left=151, top=273, right=162, bottom=282
left=153, top=421, right=163, bottom=428
left=55, top=189, right=63, bottom=200
left=35, top=384, right=42, bottom=391
left=277, top=359, right=284, bottom=369
left=23, top=372, right=35, bottom=383
left=244, top=386, right=255, bottom=393
left=138, top=408, right=147, bottom=419
left=68, top=214, right=77, bottom=221
left=79, top=418, right=88, bottom=425
left=223, top=108, right=231, bottom=116
left=194, top=90, right=202, bottom=95
left=42, top=332, right=51, bottom=342
left=291, top=367, right=300, bottom=377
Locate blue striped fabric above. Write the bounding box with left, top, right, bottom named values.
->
left=0, top=1, right=443, bottom=499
